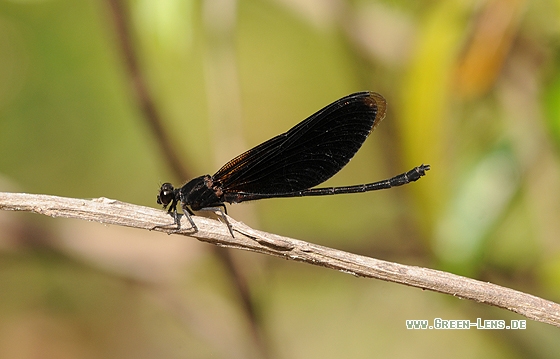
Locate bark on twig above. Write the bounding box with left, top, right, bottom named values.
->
left=1, top=192, right=559, bottom=328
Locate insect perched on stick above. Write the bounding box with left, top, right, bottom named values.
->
left=157, top=91, right=430, bottom=237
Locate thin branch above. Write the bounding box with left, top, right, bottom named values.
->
left=2, top=192, right=559, bottom=328
left=105, top=0, right=191, bottom=180
left=103, top=2, right=268, bottom=356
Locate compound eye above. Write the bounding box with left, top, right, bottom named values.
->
left=157, top=183, right=175, bottom=207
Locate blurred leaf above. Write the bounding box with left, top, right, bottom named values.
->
left=435, top=146, right=520, bottom=274
left=543, top=62, right=560, bottom=152
left=454, top=0, right=526, bottom=99
left=399, top=1, right=466, bottom=226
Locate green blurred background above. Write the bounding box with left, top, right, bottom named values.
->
left=1, top=0, right=560, bottom=357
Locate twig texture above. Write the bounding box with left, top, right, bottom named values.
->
left=1, top=192, right=559, bottom=328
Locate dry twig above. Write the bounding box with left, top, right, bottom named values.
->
left=1, top=191, right=559, bottom=328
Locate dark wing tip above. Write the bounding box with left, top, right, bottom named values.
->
left=362, top=92, right=387, bottom=130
